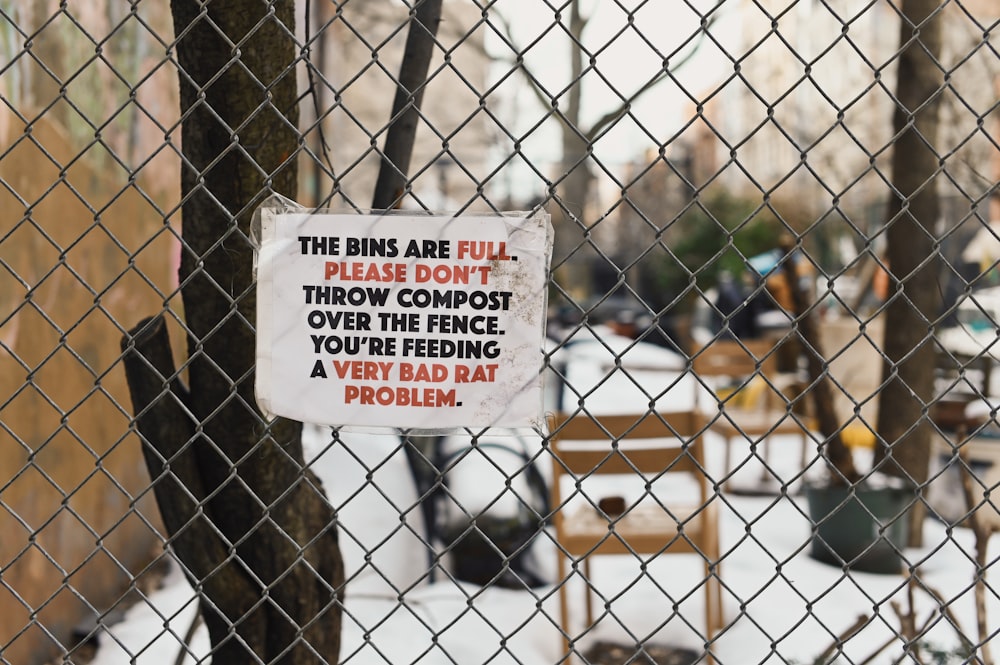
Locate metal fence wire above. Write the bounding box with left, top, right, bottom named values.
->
left=1, top=0, right=998, bottom=663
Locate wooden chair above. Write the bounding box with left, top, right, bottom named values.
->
left=548, top=410, right=723, bottom=657
left=691, top=339, right=815, bottom=492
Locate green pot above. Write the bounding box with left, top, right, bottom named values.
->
left=805, top=483, right=911, bottom=574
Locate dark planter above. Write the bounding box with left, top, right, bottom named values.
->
left=805, top=482, right=911, bottom=574
left=440, top=514, right=546, bottom=588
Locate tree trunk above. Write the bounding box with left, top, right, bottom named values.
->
left=875, top=0, right=944, bottom=547
left=122, top=1, right=345, bottom=661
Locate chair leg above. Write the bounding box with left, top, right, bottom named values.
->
left=557, top=548, right=571, bottom=660
left=711, top=573, right=723, bottom=633
left=723, top=436, right=733, bottom=492
left=583, top=557, right=594, bottom=630
left=759, top=436, right=772, bottom=484
left=704, top=562, right=722, bottom=665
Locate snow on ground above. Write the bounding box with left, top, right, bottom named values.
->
left=90, top=425, right=999, bottom=665
left=90, top=334, right=999, bottom=663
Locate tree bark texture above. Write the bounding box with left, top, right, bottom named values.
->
left=372, top=0, right=444, bottom=210
left=875, top=0, right=944, bottom=545
left=122, top=1, right=345, bottom=662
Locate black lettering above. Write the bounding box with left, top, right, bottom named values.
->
left=377, top=312, right=421, bottom=332
left=426, top=314, right=501, bottom=335
left=404, top=239, right=451, bottom=258
left=303, top=286, right=390, bottom=306
left=396, top=289, right=512, bottom=311
left=298, top=236, right=340, bottom=255
left=401, top=338, right=500, bottom=359
left=346, top=236, right=399, bottom=257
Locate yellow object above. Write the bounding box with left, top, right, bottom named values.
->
left=694, top=339, right=814, bottom=494
left=840, top=423, right=876, bottom=450
left=717, top=376, right=767, bottom=409
left=720, top=379, right=875, bottom=450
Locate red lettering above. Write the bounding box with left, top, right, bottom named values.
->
left=454, top=363, right=498, bottom=383
left=324, top=261, right=407, bottom=282
left=457, top=240, right=510, bottom=261
left=399, top=362, right=448, bottom=382
left=342, top=385, right=457, bottom=406
left=333, top=360, right=393, bottom=380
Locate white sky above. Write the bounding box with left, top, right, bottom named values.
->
left=470, top=0, right=744, bottom=204
left=483, top=0, right=742, bottom=166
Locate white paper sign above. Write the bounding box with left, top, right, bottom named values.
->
left=255, top=210, right=552, bottom=430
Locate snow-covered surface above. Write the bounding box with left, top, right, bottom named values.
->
left=546, top=326, right=703, bottom=416
left=91, top=437, right=998, bottom=665
left=936, top=286, right=1000, bottom=364
left=91, top=337, right=1000, bottom=664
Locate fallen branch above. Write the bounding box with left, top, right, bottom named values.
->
left=372, top=0, right=444, bottom=209
left=815, top=614, right=869, bottom=664
left=958, top=448, right=997, bottom=665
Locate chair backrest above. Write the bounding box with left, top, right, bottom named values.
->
left=548, top=411, right=708, bottom=496
left=548, top=410, right=723, bottom=643
left=690, top=338, right=790, bottom=414
left=690, top=338, right=776, bottom=380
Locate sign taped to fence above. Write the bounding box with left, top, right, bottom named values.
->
left=254, top=206, right=552, bottom=430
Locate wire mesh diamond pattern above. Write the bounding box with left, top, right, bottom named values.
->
left=0, top=1, right=998, bottom=664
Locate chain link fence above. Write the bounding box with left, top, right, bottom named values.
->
left=1, top=0, right=998, bottom=663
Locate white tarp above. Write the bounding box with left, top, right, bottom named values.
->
left=254, top=203, right=552, bottom=431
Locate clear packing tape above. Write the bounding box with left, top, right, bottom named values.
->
left=251, top=196, right=553, bottom=435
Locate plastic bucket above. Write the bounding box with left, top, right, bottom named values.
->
left=805, top=483, right=911, bottom=574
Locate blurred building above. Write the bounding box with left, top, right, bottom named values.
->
left=697, top=0, right=997, bottom=246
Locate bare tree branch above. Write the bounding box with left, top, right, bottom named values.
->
left=372, top=0, right=444, bottom=209
left=486, top=4, right=721, bottom=140
left=585, top=14, right=720, bottom=140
